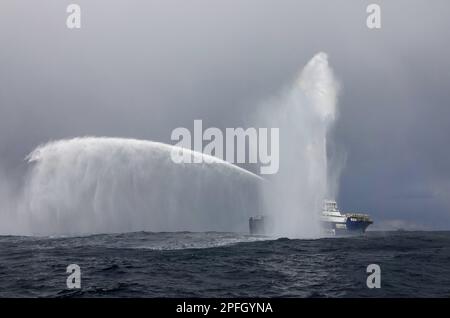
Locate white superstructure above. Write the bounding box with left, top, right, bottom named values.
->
left=321, top=200, right=346, bottom=223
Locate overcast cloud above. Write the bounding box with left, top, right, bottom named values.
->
left=1, top=0, right=450, bottom=229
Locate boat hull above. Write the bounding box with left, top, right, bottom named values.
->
left=322, top=218, right=372, bottom=236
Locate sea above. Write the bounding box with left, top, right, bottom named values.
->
left=0, top=231, right=449, bottom=297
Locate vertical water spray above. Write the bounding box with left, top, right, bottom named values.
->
left=258, top=52, right=339, bottom=238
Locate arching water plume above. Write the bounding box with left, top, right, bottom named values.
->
left=10, top=137, right=261, bottom=236
left=258, top=52, right=340, bottom=238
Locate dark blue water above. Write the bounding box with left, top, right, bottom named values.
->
left=1, top=231, right=449, bottom=297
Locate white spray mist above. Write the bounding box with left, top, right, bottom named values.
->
left=0, top=53, right=341, bottom=238
left=258, top=52, right=340, bottom=238
left=7, top=137, right=261, bottom=236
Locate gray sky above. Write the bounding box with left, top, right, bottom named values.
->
left=1, top=0, right=450, bottom=229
